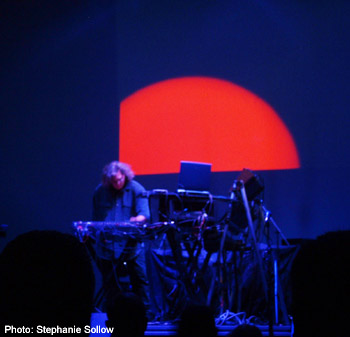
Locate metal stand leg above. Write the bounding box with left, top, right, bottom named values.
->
left=261, top=202, right=290, bottom=328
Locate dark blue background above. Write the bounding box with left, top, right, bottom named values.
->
left=1, top=0, right=349, bottom=251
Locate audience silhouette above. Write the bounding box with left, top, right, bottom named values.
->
left=226, top=324, right=263, bottom=336
left=105, top=291, right=148, bottom=337
left=176, top=303, right=217, bottom=337
left=0, top=230, right=95, bottom=335
left=291, top=230, right=350, bottom=337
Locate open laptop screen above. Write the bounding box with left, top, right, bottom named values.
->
left=177, top=161, right=212, bottom=193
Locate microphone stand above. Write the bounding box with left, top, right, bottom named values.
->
left=260, top=202, right=290, bottom=328
left=207, top=185, right=235, bottom=312
left=235, top=181, right=272, bottom=336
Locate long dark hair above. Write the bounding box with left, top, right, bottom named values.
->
left=102, top=161, right=135, bottom=187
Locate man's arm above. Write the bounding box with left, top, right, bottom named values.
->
left=131, top=181, right=150, bottom=223
left=92, top=185, right=110, bottom=221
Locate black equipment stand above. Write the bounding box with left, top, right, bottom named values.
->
left=258, top=202, right=290, bottom=327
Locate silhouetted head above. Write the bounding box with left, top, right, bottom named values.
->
left=0, top=230, right=95, bottom=332
left=106, top=292, right=148, bottom=337
left=227, top=324, right=263, bottom=337
left=291, top=231, right=350, bottom=337
left=177, top=303, right=217, bottom=337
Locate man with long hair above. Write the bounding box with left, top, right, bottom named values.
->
left=93, top=161, right=151, bottom=316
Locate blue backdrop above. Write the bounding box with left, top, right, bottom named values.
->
left=1, top=0, right=349, bottom=252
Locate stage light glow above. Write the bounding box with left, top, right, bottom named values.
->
left=120, top=77, right=300, bottom=175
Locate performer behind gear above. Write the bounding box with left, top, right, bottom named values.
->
left=92, top=161, right=151, bottom=315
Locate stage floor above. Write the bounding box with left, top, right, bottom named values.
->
left=91, top=313, right=292, bottom=337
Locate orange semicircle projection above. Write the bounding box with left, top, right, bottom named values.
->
left=119, top=76, right=300, bottom=175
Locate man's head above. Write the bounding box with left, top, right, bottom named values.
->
left=106, top=292, right=148, bottom=337
left=102, top=161, right=135, bottom=190
left=110, top=169, right=126, bottom=190
left=177, top=303, right=217, bottom=337
left=0, top=230, right=95, bottom=330
left=227, top=324, right=263, bottom=337
left=291, top=231, right=350, bottom=337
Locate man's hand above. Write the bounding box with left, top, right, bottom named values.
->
left=130, top=215, right=147, bottom=223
